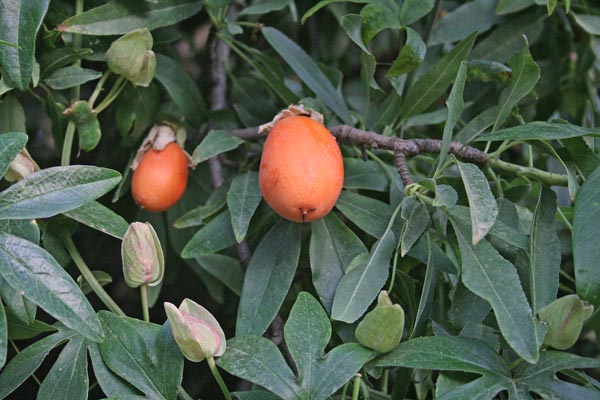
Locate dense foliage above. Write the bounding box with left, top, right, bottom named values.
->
left=0, top=0, right=600, bottom=399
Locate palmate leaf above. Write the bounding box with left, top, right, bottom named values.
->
left=372, top=335, right=600, bottom=400
left=219, top=292, right=372, bottom=400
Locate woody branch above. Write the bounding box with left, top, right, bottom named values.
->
left=228, top=125, right=570, bottom=187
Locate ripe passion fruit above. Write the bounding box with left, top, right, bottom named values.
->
left=259, top=115, right=344, bottom=222
left=132, top=142, right=189, bottom=212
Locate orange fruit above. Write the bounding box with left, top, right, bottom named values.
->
left=132, top=142, right=189, bottom=212
left=259, top=116, right=344, bottom=222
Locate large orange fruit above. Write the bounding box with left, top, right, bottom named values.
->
left=259, top=116, right=344, bottom=222
left=132, top=142, right=189, bottom=212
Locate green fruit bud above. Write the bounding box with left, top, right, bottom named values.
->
left=121, top=222, right=164, bottom=288
left=164, top=299, right=226, bottom=362
left=355, top=291, right=405, bottom=353
left=106, top=28, right=156, bottom=87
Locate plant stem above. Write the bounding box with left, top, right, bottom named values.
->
left=509, top=358, right=524, bottom=370
left=140, top=284, right=150, bottom=322
left=61, top=0, right=84, bottom=167
left=94, top=76, right=127, bottom=113
left=60, top=120, right=76, bottom=166
left=488, top=158, right=571, bottom=186
left=88, top=70, right=112, bottom=108
left=556, top=207, right=573, bottom=232
left=207, top=356, right=232, bottom=400
left=351, top=374, right=362, bottom=400
left=178, top=385, right=195, bottom=400
left=63, top=235, right=126, bottom=317
left=341, top=381, right=350, bottom=399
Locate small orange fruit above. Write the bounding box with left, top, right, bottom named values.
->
left=132, top=142, right=189, bottom=212
left=259, top=116, right=344, bottom=222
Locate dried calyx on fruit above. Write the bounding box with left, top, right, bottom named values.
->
left=258, top=105, right=344, bottom=223
left=131, top=123, right=193, bottom=212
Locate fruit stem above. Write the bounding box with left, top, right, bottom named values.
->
left=177, top=385, right=194, bottom=400
left=140, top=284, right=150, bottom=322
left=63, top=235, right=126, bottom=317
left=208, top=356, right=233, bottom=400
left=60, top=120, right=76, bottom=166
left=88, top=70, right=112, bottom=108
left=94, top=75, right=127, bottom=114
left=351, top=374, right=361, bottom=400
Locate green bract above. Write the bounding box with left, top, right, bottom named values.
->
left=106, top=28, right=156, bottom=87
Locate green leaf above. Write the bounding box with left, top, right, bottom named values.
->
left=400, top=0, right=435, bottom=25
left=310, top=213, right=367, bottom=312
left=0, top=329, right=76, bottom=399
left=477, top=121, right=600, bottom=141
left=360, top=0, right=401, bottom=45
left=537, top=295, right=589, bottom=350
left=0, top=299, right=5, bottom=369
left=0, top=165, right=121, bottom=220
left=572, top=13, right=600, bottom=35
left=455, top=106, right=498, bottom=143
left=0, top=132, right=27, bottom=179
left=43, top=66, right=101, bottom=90
left=115, top=83, right=160, bottom=140
left=99, top=312, right=183, bottom=400
left=88, top=341, right=139, bottom=398
left=411, top=234, right=438, bottom=338
left=194, top=254, right=244, bottom=296
left=288, top=293, right=372, bottom=397
left=227, top=172, right=262, bottom=243
left=496, top=0, right=536, bottom=15
left=236, top=221, right=301, bottom=336
left=573, top=165, right=600, bottom=306
left=343, top=158, right=389, bottom=191
left=341, top=14, right=371, bottom=55
left=301, top=0, right=370, bottom=24
left=400, top=199, right=430, bottom=257
left=0, top=96, right=25, bottom=134
left=262, top=27, right=352, bottom=124
left=0, top=276, right=36, bottom=326
left=335, top=191, right=392, bottom=238
left=239, top=0, right=292, bottom=15
left=471, top=12, right=544, bottom=63
left=492, top=37, right=540, bottom=131
left=221, top=292, right=371, bottom=399
left=37, top=336, right=88, bottom=400
left=450, top=280, right=491, bottom=329
left=456, top=161, right=498, bottom=245
left=63, top=201, right=129, bottom=239
left=332, top=207, right=397, bottom=323
left=6, top=316, right=56, bottom=340
left=401, top=32, right=477, bottom=120
left=155, top=53, right=206, bottom=128
left=0, top=0, right=50, bottom=89
left=528, top=187, right=560, bottom=313
left=373, top=335, right=509, bottom=376
left=58, top=0, right=203, bottom=35
left=449, top=206, right=529, bottom=252
left=429, top=0, right=498, bottom=46
left=451, top=218, right=540, bottom=363
left=386, top=27, right=426, bottom=78
left=218, top=336, right=298, bottom=400
left=173, top=180, right=229, bottom=228
left=563, top=137, right=600, bottom=178
left=0, top=233, right=104, bottom=342
left=180, top=210, right=237, bottom=258
left=39, top=47, right=94, bottom=78
left=437, top=61, right=467, bottom=174
left=77, top=270, right=113, bottom=295
left=193, top=130, right=244, bottom=164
